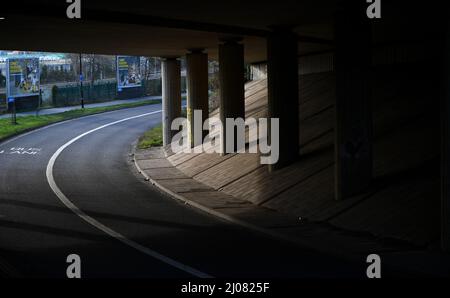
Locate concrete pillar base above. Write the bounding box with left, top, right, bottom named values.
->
left=267, top=28, right=299, bottom=171
left=334, top=2, right=373, bottom=200
left=219, top=40, right=245, bottom=154
left=161, top=58, right=181, bottom=147
left=186, top=50, right=209, bottom=148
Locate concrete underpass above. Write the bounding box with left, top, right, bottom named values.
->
left=0, top=0, right=450, bottom=292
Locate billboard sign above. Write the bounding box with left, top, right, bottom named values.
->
left=6, top=58, right=40, bottom=99
left=116, top=56, right=141, bottom=90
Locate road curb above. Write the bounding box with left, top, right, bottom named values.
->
left=131, top=145, right=363, bottom=265
left=131, top=145, right=450, bottom=278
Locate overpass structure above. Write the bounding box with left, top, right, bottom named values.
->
left=1, top=0, right=449, bottom=254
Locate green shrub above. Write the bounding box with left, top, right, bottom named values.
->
left=138, top=124, right=163, bottom=149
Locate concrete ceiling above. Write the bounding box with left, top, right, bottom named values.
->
left=0, top=15, right=269, bottom=61
left=0, top=1, right=441, bottom=62
left=0, top=0, right=338, bottom=62
left=78, top=0, right=339, bottom=30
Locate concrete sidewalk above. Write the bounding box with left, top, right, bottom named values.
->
left=133, top=146, right=450, bottom=278
left=0, top=96, right=162, bottom=119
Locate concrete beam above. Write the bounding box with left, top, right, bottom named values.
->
left=186, top=50, right=209, bottom=147
left=219, top=40, right=245, bottom=153
left=267, top=28, right=299, bottom=171
left=334, top=2, right=372, bottom=200
left=441, top=20, right=450, bottom=252
left=161, top=58, right=182, bottom=147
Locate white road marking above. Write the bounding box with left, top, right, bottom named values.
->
left=46, top=110, right=212, bottom=278
left=0, top=147, right=42, bottom=156
left=0, top=104, right=164, bottom=148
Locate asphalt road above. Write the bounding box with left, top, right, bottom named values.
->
left=0, top=104, right=366, bottom=278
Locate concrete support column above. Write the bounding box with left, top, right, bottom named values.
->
left=219, top=40, right=245, bottom=153
left=334, top=2, right=372, bottom=200
left=186, top=49, right=209, bottom=148
left=161, top=58, right=181, bottom=147
left=441, top=21, right=450, bottom=252
left=267, top=28, right=299, bottom=171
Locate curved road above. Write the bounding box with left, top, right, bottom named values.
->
left=0, top=104, right=364, bottom=278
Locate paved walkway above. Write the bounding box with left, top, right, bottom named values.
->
left=133, top=146, right=450, bottom=278
left=0, top=96, right=163, bottom=119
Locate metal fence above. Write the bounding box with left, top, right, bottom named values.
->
left=142, top=79, right=162, bottom=97
left=52, top=82, right=117, bottom=107
left=43, top=78, right=178, bottom=108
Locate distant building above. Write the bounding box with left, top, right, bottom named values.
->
left=0, top=51, right=72, bottom=74
left=42, top=58, right=73, bottom=72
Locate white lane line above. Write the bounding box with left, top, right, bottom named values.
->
left=0, top=104, right=163, bottom=147
left=46, top=110, right=213, bottom=278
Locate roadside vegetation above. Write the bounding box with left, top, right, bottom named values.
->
left=137, top=107, right=186, bottom=149
left=0, top=99, right=160, bottom=141
left=138, top=124, right=163, bottom=149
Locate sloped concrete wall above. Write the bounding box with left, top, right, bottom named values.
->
left=169, top=60, right=440, bottom=247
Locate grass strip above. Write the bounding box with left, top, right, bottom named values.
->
left=137, top=124, right=163, bottom=149
left=0, top=99, right=160, bottom=142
